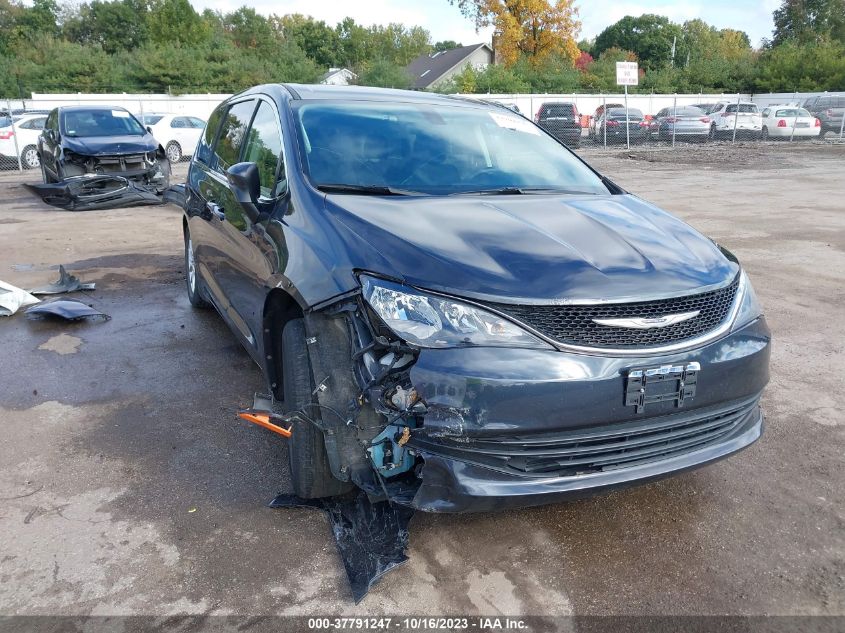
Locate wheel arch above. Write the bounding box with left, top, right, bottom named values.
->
left=263, top=288, right=305, bottom=399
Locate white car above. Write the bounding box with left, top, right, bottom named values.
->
left=707, top=102, right=762, bottom=139
left=0, top=113, right=48, bottom=169
left=141, top=114, right=206, bottom=163
left=761, top=106, right=821, bottom=139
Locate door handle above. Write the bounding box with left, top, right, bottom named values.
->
left=206, top=201, right=225, bottom=220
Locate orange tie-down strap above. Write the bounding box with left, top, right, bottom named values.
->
left=237, top=411, right=292, bottom=438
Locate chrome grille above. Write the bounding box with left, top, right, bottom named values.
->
left=487, top=277, right=740, bottom=349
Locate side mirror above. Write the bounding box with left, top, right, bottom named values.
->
left=146, top=126, right=153, bottom=134
left=226, top=162, right=266, bottom=223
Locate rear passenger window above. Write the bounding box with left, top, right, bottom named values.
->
left=241, top=101, right=285, bottom=198
left=214, top=100, right=257, bottom=173
left=171, top=117, right=188, bottom=128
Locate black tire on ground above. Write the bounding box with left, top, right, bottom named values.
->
left=762, top=126, right=769, bottom=140
left=21, top=145, right=40, bottom=169
left=184, top=228, right=210, bottom=309
left=166, top=142, right=182, bottom=163
left=282, top=318, right=353, bottom=499
left=40, top=157, right=51, bottom=183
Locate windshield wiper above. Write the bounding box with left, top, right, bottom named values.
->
left=452, top=186, right=597, bottom=196
left=317, top=183, right=427, bottom=196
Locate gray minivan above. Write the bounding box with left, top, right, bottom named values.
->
left=802, top=94, right=845, bottom=138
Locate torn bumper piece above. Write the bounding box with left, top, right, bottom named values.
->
left=269, top=490, right=413, bottom=603
left=25, top=174, right=165, bottom=211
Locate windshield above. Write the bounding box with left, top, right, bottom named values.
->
left=725, top=104, right=758, bottom=114
left=668, top=106, right=705, bottom=117
left=295, top=101, right=609, bottom=196
left=62, top=109, right=147, bottom=137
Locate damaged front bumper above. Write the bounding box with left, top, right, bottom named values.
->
left=26, top=173, right=166, bottom=211
left=322, top=296, right=770, bottom=512
left=399, top=317, right=770, bottom=512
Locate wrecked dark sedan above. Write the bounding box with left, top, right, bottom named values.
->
left=35, top=105, right=170, bottom=209
left=179, top=84, right=770, bottom=513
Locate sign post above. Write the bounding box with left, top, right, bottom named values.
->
left=616, top=61, right=638, bottom=149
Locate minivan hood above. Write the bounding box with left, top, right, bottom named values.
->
left=63, top=134, right=158, bottom=156
left=325, top=193, right=738, bottom=304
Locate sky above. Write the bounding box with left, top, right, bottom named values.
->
left=191, top=0, right=781, bottom=49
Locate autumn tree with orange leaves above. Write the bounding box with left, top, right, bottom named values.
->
left=451, top=0, right=581, bottom=66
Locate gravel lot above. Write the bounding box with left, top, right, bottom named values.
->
left=0, top=144, right=843, bottom=622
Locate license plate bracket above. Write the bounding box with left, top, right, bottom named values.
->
left=625, top=362, right=700, bottom=413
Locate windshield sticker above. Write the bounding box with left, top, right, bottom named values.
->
left=112, top=110, right=130, bottom=118
left=488, top=111, right=539, bottom=135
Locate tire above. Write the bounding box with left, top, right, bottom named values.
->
left=709, top=125, right=717, bottom=141
left=762, top=126, right=769, bottom=140
left=21, top=145, right=40, bottom=169
left=184, top=229, right=210, bottom=309
left=165, top=142, right=182, bottom=163
left=282, top=318, right=352, bottom=499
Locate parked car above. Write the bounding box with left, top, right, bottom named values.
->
left=801, top=94, right=845, bottom=138
left=38, top=105, right=169, bottom=192
left=649, top=106, right=711, bottom=141
left=177, top=84, right=770, bottom=513
left=145, top=114, right=207, bottom=162
left=761, top=106, right=821, bottom=139
left=589, top=103, right=623, bottom=137
left=593, top=107, right=650, bottom=144
left=707, top=102, right=762, bottom=139
left=534, top=102, right=581, bottom=147
left=0, top=113, right=48, bottom=168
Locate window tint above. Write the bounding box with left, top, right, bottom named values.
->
left=214, top=100, right=256, bottom=173
left=171, top=117, right=189, bottom=128
left=762, top=108, right=771, bottom=117
left=725, top=104, right=757, bottom=113
left=775, top=109, right=804, bottom=117
left=541, top=104, right=575, bottom=117
left=20, top=117, right=46, bottom=129
left=141, top=115, right=164, bottom=125
left=196, top=106, right=225, bottom=165
left=241, top=101, right=285, bottom=198
left=608, top=108, right=643, bottom=118
left=46, top=110, right=58, bottom=132
left=189, top=117, right=205, bottom=128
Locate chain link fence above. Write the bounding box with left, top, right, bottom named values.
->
left=2, top=91, right=844, bottom=171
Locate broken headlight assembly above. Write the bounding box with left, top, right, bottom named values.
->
left=731, top=270, right=763, bottom=332
left=360, top=275, right=552, bottom=349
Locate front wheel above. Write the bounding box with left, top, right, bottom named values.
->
left=762, top=126, right=769, bottom=140
left=282, top=318, right=353, bottom=499
left=184, top=229, right=210, bottom=309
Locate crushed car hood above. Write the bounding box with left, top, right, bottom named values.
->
left=62, top=134, right=158, bottom=155
left=324, top=193, right=738, bottom=303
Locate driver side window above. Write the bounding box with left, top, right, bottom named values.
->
left=241, top=100, right=285, bottom=198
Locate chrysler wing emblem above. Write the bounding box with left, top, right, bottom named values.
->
left=593, top=310, right=700, bottom=329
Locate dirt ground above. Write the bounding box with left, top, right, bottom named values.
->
left=0, top=144, right=843, bottom=621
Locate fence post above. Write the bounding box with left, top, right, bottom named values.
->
left=839, top=109, right=845, bottom=140
left=732, top=93, right=740, bottom=143
left=789, top=105, right=796, bottom=142
left=603, top=95, right=607, bottom=149
left=672, top=95, right=677, bottom=148
left=7, top=98, right=23, bottom=172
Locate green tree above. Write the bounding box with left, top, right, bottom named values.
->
left=63, top=0, right=150, bottom=54
left=756, top=39, right=845, bottom=90
left=146, top=0, right=209, bottom=47
left=357, top=59, right=412, bottom=88
left=772, top=0, right=845, bottom=45
left=593, top=14, right=683, bottom=71
left=274, top=14, right=342, bottom=67
left=433, top=40, right=462, bottom=52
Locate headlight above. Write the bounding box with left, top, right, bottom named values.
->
left=731, top=270, right=763, bottom=331
left=361, top=275, right=552, bottom=350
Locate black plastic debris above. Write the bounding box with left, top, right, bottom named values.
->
left=25, top=175, right=163, bottom=211
left=269, top=489, right=415, bottom=603
left=25, top=299, right=110, bottom=322
left=29, top=265, right=95, bottom=295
